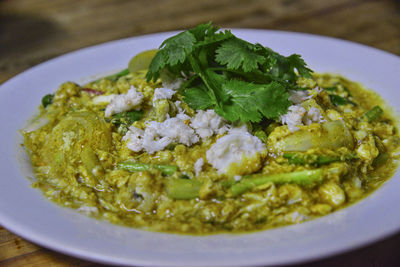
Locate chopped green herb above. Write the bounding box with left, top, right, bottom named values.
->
left=329, top=94, right=356, bottom=106
left=361, top=105, right=383, bottom=122
left=41, top=94, right=54, bottom=108
left=111, top=110, right=143, bottom=126
left=109, top=110, right=143, bottom=134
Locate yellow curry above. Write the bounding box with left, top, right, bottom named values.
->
left=22, top=24, right=399, bottom=234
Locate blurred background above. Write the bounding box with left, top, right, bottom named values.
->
left=1, top=0, right=399, bottom=266
left=1, top=0, right=399, bottom=84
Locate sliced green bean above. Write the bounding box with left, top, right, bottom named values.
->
left=166, top=179, right=202, bottom=200
left=118, top=162, right=178, bottom=176
left=94, top=68, right=130, bottom=83
left=230, top=169, right=324, bottom=196
left=283, top=152, right=357, bottom=165
left=361, top=106, right=383, bottom=122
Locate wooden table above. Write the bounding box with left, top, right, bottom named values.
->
left=1, top=0, right=399, bottom=266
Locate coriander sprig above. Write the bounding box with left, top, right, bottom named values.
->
left=146, top=22, right=313, bottom=123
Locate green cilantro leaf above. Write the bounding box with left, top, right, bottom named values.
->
left=188, top=22, right=219, bottom=41
left=197, top=30, right=234, bottom=47
left=146, top=50, right=167, bottom=81
left=181, top=84, right=215, bottom=110
left=161, top=31, right=196, bottom=66
left=215, top=38, right=266, bottom=72
left=262, top=48, right=312, bottom=82
left=287, top=54, right=313, bottom=78
left=215, top=80, right=291, bottom=122
left=147, top=31, right=196, bottom=81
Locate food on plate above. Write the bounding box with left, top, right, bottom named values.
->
left=22, top=23, right=399, bottom=234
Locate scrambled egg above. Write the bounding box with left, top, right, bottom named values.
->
left=22, top=71, right=400, bottom=234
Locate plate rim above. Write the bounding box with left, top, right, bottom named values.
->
left=1, top=28, right=400, bottom=266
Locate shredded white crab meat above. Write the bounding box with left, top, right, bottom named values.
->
left=190, top=109, right=230, bottom=139
left=174, top=100, right=191, bottom=120
left=194, top=158, right=204, bottom=176
left=123, top=105, right=234, bottom=155
left=288, top=89, right=311, bottom=104
left=152, top=87, right=176, bottom=104
left=303, top=106, right=325, bottom=125
left=206, top=126, right=265, bottom=174
left=123, top=117, right=199, bottom=154
left=280, top=98, right=326, bottom=132
left=161, top=77, right=184, bottom=90
left=280, top=105, right=307, bottom=132
left=104, top=86, right=144, bottom=117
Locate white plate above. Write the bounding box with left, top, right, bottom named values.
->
left=0, top=29, right=399, bottom=267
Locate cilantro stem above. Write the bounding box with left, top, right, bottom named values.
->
left=187, top=55, right=219, bottom=104
left=181, top=73, right=200, bottom=89
left=209, top=67, right=281, bottom=84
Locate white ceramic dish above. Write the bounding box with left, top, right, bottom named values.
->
left=0, top=29, right=399, bottom=267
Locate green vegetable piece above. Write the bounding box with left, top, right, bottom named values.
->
left=230, top=169, right=324, bottom=196
left=361, top=106, right=383, bottom=122
left=253, top=129, right=268, bottom=144
left=80, top=146, right=103, bottom=187
left=107, top=68, right=130, bottom=81
left=111, top=110, right=143, bottom=126
left=118, top=162, right=178, bottom=176
left=316, top=155, right=342, bottom=165
left=166, top=178, right=202, bottom=200
left=283, top=153, right=357, bottom=165
left=221, top=179, right=236, bottom=188
left=94, top=69, right=130, bottom=83
left=324, top=86, right=337, bottom=92
left=42, top=94, right=54, bottom=108
left=373, top=152, right=389, bottom=167
left=153, top=164, right=178, bottom=176
left=273, top=120, right=355, bottom=152
left=110, top=110, right=143, bottom=135
left=283, top=153, right=308, bottom=164
left=329, top=94, right=356, bottom=106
